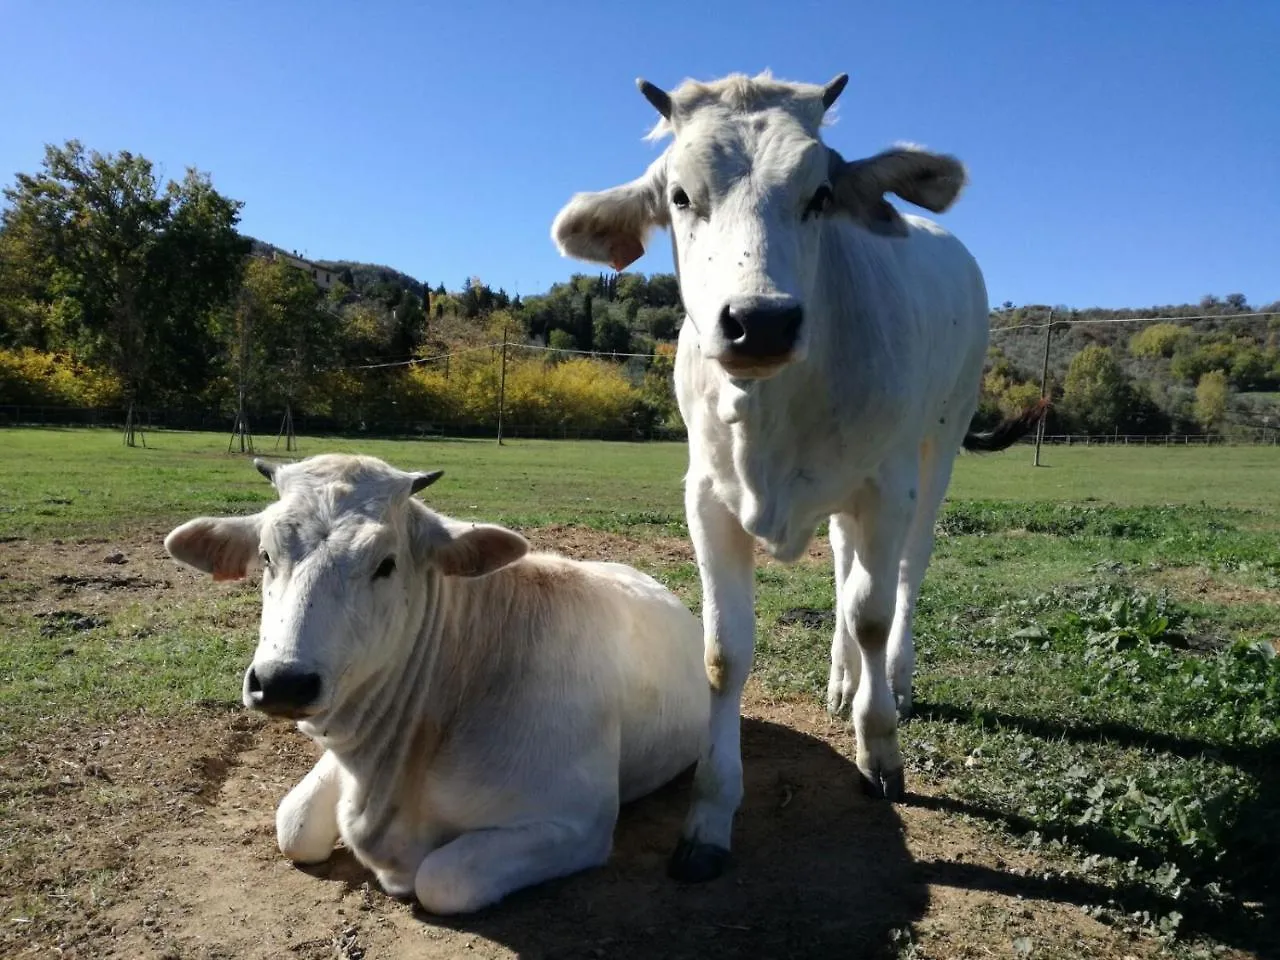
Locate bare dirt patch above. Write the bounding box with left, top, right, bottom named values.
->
left=2, top=690, right=1193, bottom=960
left=525, top=524, right=832, bottom=571
left=1144, top=565, right=1280, bottom=609
left=0, top=530, right=178, bottom=614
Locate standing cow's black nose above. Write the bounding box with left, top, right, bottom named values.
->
left=246, top=663, right=322, bottom=715
left=719, top=300, right=804, bottom=359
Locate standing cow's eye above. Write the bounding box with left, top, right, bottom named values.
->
left=804, top=185, right=833, bottom=219
left=259, top=549, right=271, bottom=567
left=373, top=557, right=396, bottom=580
left=671, top=187, right=691, bottom=210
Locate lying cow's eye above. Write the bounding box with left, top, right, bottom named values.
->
left=804, top=185, right=833, bottom=219
left=373, top=557, right=396, bottom=580
left=670, top=187, right=691, bottom=210
left=259, top=549, right=271, bottom=566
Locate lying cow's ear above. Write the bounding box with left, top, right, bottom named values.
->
left=164, top=516, right=263, bottom=582
left=434, top=521, right=529, bottom=579
left=829, top=145, right=967, bottom=237
left=551, top=153, right=669, bottom=271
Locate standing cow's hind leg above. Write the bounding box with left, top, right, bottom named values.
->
left=835, top=467, right=916, bottom=801
left=887, top=438, right=958, bottom=719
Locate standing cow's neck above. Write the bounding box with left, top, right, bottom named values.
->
left=719, top=360, right=840, bottom=560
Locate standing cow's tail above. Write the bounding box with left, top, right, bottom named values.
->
left=961, top=397, right=1050, bottom=453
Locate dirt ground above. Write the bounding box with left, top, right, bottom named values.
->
left=0, top=531, right=1215, bottom=959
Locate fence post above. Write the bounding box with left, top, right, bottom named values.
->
left=1033, top=310, right=1054, bottom=467
left=496, top=318, right=510, bottom=446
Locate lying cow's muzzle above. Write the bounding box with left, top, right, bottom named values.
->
left=715, top=296, right=803, bottom=377
left=244, top=661, right=322, bottom=718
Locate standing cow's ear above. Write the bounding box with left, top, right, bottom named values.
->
left=164, top=515, right=264, bottom=581
left=829, top=145, right=967, bottom=237
left=552, top=153, right=670, bottom=271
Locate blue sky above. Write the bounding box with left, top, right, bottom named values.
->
left=2, top=0, right=1276, bottom=309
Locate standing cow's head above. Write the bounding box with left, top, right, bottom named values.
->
left=164, top=455, right=527, bottom=733
left=552, top=72, right=967, bottom=379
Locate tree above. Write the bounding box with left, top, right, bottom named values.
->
left=548, top=328, right=577, bottom=357
left=1224, top=293, right=1249, bottom=312
left=578, top=293, right=594, bottom=352
left=1194, top=369, right=1229, bottom=431
left=1129, top=323, right=1186, bottom=359
left=594, top=311, right=631, bottom=355
left=0, top=141, right=247, bottom=439
left=1060, top=345, right=1131, bottom=434
left=639, top=305, right=679, bottom=340
left=235, top=257, right=338, bottom=411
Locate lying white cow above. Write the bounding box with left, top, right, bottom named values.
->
left=553, top=72, right=1044, bottom=881
left=164, top=454, right=708, bottom=913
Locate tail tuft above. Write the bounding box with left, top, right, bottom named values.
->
left=962, top=397, right=1050, bottom=453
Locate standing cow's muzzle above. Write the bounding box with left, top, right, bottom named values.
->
left=244, top=661, right=323, bottom=718
left=715, top=295, right=804, bottom=377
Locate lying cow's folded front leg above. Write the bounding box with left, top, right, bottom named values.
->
left=413, top=816, right=615, bottom=915
left=276, top=749, right=343, bottom=864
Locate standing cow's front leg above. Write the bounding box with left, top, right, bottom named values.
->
left=276, top=749, right=343, bottom=863
left=669, top=476, right=756, bottom=883
left=835, top=463, right=916, bottom=802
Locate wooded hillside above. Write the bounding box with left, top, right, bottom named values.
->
left=3, top=141, right=1277, bottom=439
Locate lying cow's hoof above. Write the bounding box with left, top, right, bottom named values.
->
left=857, top=765, right=906, bottom=802
left=667, top=838, right=730, bottom=883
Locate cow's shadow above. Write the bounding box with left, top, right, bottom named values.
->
left=308, top=717, right=922, bottom=959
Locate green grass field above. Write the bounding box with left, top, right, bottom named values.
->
left=1, top=427, right=1277, bottom=957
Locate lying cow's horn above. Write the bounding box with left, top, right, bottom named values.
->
left=636, top=78, right=672, bottom=120
left=253, top=458, right=277, bottom=483
left=821, top=73, right=849, bottom=110
left=410, top=470, right=444, bottom=494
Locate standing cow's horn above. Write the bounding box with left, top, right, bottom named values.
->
left=636, top=78, right=672, bottom=120
left=821, top=73, right=849, bottom=110
left=410, top=470, right=444, bottom=494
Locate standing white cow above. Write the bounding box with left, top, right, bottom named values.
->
left=164, top=454, right=708, bottom=913
left=552, top=72, right=1044, bottom=881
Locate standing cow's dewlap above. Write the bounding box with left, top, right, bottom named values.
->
left=552, top=71, right=1046, bottom=883
left=164, top=454, right=708, bottom=914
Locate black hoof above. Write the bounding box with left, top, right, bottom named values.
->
left=882, top=766, right=906, bottom=802
left=668, top=837, right=731, bottom=883
left=858, top=766, right=906, bottom=802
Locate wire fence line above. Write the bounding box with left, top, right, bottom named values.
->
left=6, top=310, right=1277, bottom=447
left=333, top=309, right=1278, bottom=369
left=988, top=310, right=1277, bottom=335
left=6, top=404, right=1280, bottom=448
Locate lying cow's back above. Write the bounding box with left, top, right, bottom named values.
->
left=578, top=560, right=708, bottom=801
left=445, top=553, right=707, bottom=806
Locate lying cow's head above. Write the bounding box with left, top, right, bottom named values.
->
left=164, top=455, right=527, bottom=728
left=552, top=71, right=967, bottom=379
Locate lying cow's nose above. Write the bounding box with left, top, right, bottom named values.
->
left=246, top=663, right=322, bottom=715
left=718, top=299, right=803, bottom=359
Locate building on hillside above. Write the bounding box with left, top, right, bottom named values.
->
left=260, top=248, right=340, bottom=291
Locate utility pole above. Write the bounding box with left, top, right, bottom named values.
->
left=1033, top=310, right=1054, bottom=467
left=496, top=316, right=510, bottom=446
